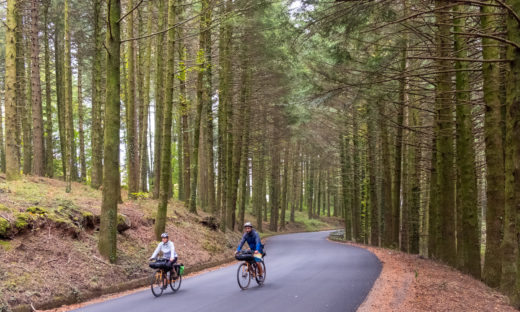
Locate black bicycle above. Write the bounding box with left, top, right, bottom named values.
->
left=235, top=250, right=266, bottom=290
left=148, top=259, right=183, bottom=297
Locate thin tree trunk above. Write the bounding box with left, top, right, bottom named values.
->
left=5, top=0, right=20, bottom=180
left=91, top=0, right=104, bottom=189
left=367, top=101, right=379, bottom=246
left=44, top=1, right=53, bottom=178
left=152, top=0, right=166, bottom=199
left=126, top=0, right=139, bottom=198
left=139, top=13, right=152, bottom=192
left=30, top=0, right=44, bottom=176
left=64, top=0, right=73, bottom=192
left=77, top=60, right=87, bottom=180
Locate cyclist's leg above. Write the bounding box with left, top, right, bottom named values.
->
left=171, top=257, right=178, bottom=277
left=256, top=260, right=263, bottom=277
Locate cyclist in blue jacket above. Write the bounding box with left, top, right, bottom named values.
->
left=236, top=222, right=264, bottom=278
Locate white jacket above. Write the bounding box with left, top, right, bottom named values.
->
left=151, top=241, right=177, bottom=259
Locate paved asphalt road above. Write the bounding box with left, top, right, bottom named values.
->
left=74, top=231, right=381, bottom=312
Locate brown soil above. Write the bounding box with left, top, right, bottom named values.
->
left=340, top=241, right=519, bottom=312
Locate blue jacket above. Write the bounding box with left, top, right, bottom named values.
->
left=237, top=229, right=262, bottom=253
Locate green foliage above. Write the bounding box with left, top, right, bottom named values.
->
left=14, top=213, right=32, bottom=230
left=0, top=217, right=10, bottom=237
left=129, top=192, right=149, bottom=200
left=26, top=206, right=48, bottom=215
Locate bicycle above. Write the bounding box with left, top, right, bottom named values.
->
left=148, top=259, right=183, bottom=297
left=235, top=250, right=266, bottom=290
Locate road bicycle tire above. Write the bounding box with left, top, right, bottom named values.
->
left=254, top=261, right=266, bottom=285
left=170, top=270, right=182, bottom=292
left=150, top=270, right=165, bottom=297
left=237, top=262, right=251, bottom=290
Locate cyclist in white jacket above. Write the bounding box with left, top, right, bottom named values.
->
left=150, top=233, right=178, bottom=265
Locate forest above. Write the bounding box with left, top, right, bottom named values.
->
left=1, top=0, right=520, bottom=308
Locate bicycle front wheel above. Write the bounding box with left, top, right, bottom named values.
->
left=170, top=271, right=182, bottom=292
left=237, top=262, right=251, bottom=290
left=254, top=261, right=266, bottom=285
left=150, top=270, right=165, bottom=297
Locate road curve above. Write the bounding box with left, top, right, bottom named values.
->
left=73, top=231, right=381, bottom=312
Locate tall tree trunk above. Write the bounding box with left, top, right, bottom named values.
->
left=280, top=145, right=289, bottom=231
left=30, top=0, right=44, bottom=176
left=352, top=103, right=361, bottom=242
left=54, top=12, right=67, bottom=179
left=152, top=0, right=166, bottom=199
left=367, top=101, right=379, bottom=246
left=481, top=0, right=505, bottom=287
left=340, top=128, right=352, bottom=240
left=139, top=12, right=152, bottom=192
left=20, top=13, right=32, bottom=175
left=5, top=0, right=20, bottom=180
left=99, top=0, right=121, bottom=263
left=434, top=0, right=456, bottom=266
left=238, top=54, right=252, bottom=227
left=44, top=0, right=53, bottom=178
left=156, top=0, right=176, bottom=238
left=91, top=0, right=104, bottom=189
left=177, top=1, right=189, bottom=201
left=202, top=0, right=216, bottom=214
left=126, top=0, right=139, bottom=198
left=453, top=4, right=480, bottom=278
left=501, top=0, right=520, bottom=304
left=269, top=134, right=280, bottom=232
left=64, top=0, right=74, bottom=192
left=77, top=60, right=87, bottom=180
left=381, top=104, right=393, bottom=247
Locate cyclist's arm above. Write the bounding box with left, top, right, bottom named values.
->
left=151, top=243, right=161, bottom=259
left=254, top=232, right=261, bottom=252
left=169, top=241, right=177, bottom=260
left=237, top=234, right=246, bottom=251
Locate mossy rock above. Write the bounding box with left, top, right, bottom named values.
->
left=0, top=217, right=11, bottom=238
left=14, top=213, right=31, bottom=231
left=117, top=214, right=131, bottom=233
left=26, top=206, right=48, bottom=215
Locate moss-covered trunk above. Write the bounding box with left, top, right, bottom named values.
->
left=99, top=0, right=121, bottom=263
left=5, top=0, right=20, bottom=181
left=155, top=0, right=176, bottom=239
left=481, top=1, right=505, bottom=287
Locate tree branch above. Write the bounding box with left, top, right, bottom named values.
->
left=118, top=0, right=145, bottom=24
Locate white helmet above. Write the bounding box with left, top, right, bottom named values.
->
left=244, top=222, right=253, bottom=228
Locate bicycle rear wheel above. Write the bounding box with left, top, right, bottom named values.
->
left=170, top=270, right=182, bottom=292
left=150, top=270, right=165, bottom=297
left=237, top=262, right=251, bottom=290
left=254, top=261, right=266, bottom=285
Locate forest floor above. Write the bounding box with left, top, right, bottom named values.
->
left=0, top=176, right=342, bottom=312
left=328, top=234, right=518, bottom=312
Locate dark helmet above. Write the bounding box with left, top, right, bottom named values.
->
left=161, top=233, right=169, bottom=238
